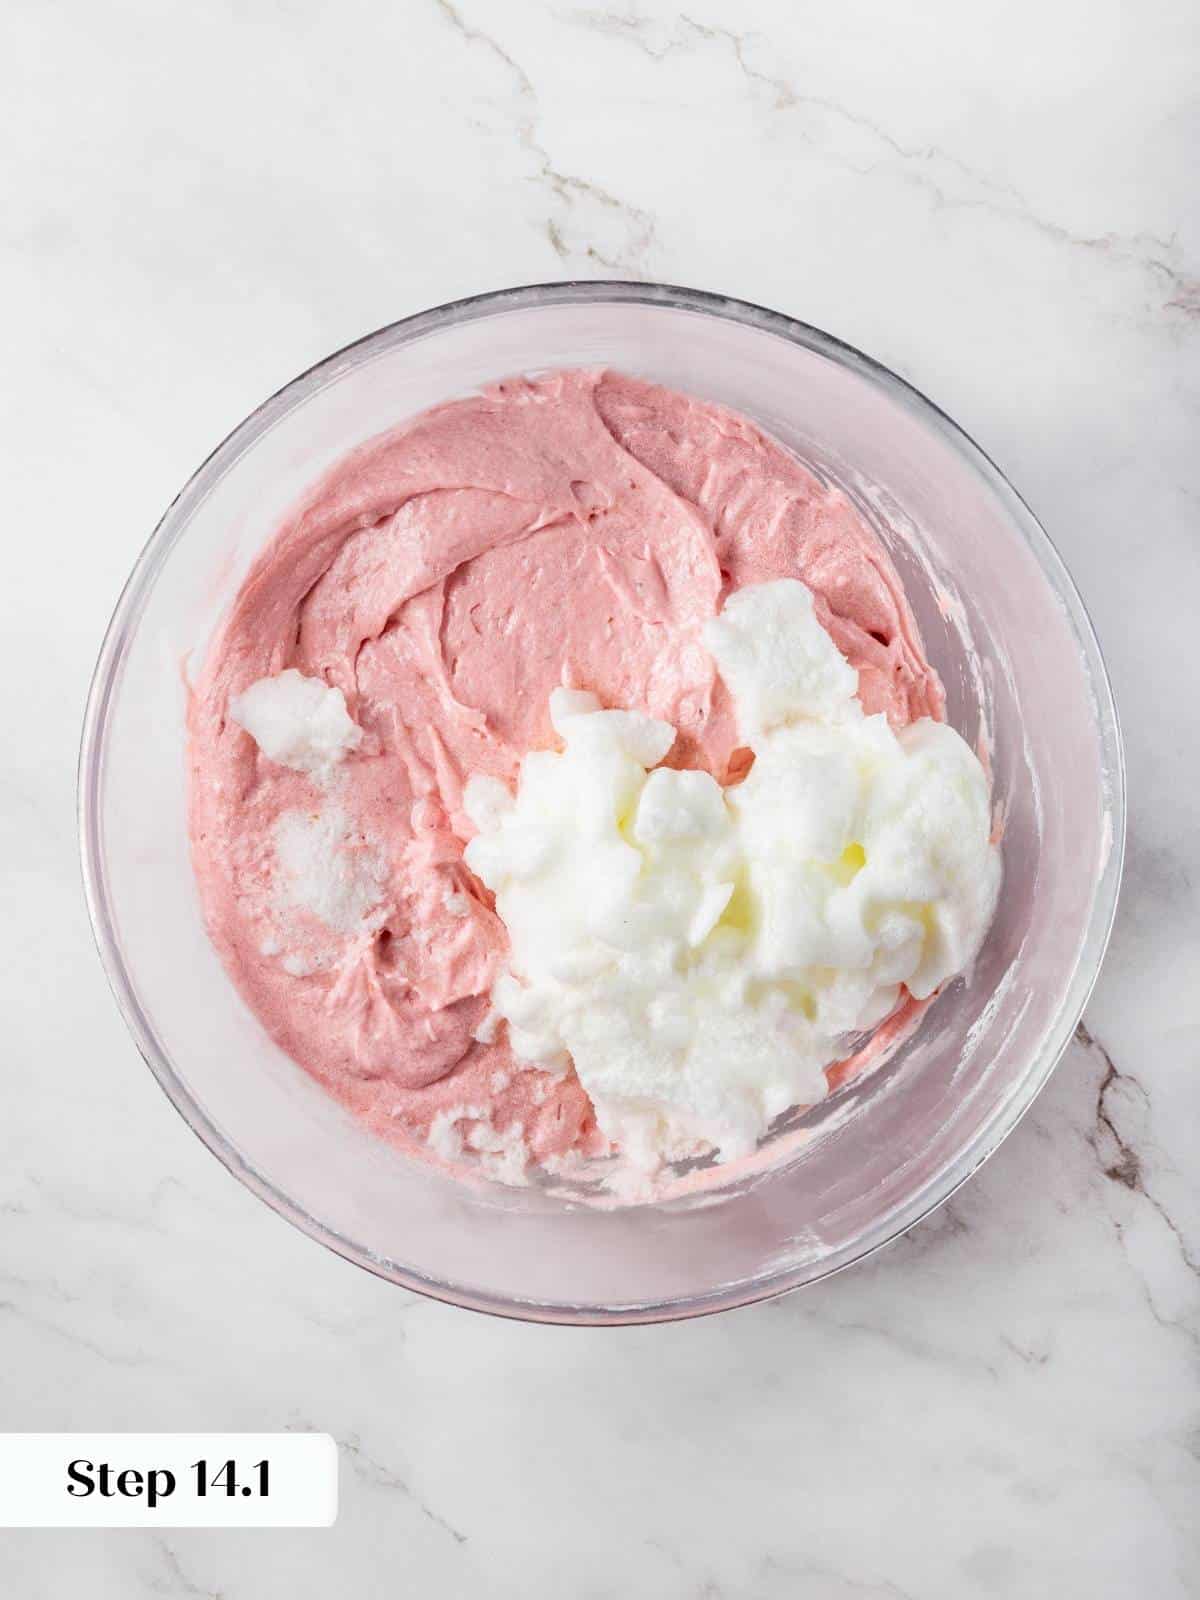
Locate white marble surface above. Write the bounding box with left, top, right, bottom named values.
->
left=4, top=0, right=1199, bottom=1593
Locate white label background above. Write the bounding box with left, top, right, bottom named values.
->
left=0, top=1434, right=338, bottom=1527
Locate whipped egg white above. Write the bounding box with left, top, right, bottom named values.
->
left=464, top=580, right=1001, bottom=1174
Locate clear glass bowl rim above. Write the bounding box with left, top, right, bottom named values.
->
left=78, top=280, right=1126, bottom=1325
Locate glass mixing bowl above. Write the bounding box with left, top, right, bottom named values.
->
left=79, top=283, right=1124, bottom=1324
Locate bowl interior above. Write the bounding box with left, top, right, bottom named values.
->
left=82, top=286, right=1123, bottom=1322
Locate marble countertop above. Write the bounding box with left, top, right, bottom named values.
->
left=4, top=0, right=1198, bottom=1594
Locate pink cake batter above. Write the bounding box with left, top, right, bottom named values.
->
left=189, top=369, right=943, bottom=1181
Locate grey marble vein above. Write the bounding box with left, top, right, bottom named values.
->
left=296, top=1421, right=470, bottom=1547
left=435, top=0, right=656, bottom=274
left=148, top=1540, right=224, bottom=1600
left=1078, top=1020, right=1200, bottom=1279
left=565, top=6, right=1200, bottom=319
